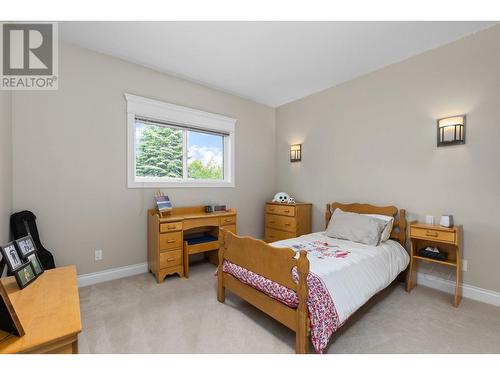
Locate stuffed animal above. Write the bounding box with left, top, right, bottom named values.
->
left=272, top=192, right=296, bottom=204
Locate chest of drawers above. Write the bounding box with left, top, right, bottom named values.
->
left=264, top=202, right=312, bottom=242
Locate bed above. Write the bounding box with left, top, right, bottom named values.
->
left=217, top=202, right=408, bottom=354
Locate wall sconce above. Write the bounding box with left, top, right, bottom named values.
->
left=290, top=144, right=302, bottom=162
left=437, top=115, right=466, bottom=147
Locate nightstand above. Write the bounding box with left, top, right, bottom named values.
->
left=406, top=222, right=463, bottom=307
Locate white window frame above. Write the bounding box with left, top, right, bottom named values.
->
left=125, top=93, right=236, bottom=188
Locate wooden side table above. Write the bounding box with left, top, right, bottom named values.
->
left=406, top=222, right=463, bottom=307
left=0, top=266, right=82, bottom=353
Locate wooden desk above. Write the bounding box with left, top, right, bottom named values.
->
left=147, top=206, right=237, bottom=283
left=0, top=266, right=82, bottom=354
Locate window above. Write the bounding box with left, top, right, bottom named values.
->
left=126, top=94, right=236, bottom=188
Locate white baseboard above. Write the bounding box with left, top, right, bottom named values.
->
left=417, top=272, right=500, bottom=307
left=76, top=263, right=500, bottom=307
left=78, top=262, right=148, bottom=288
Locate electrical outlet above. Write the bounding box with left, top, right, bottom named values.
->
left=95, top=249, right=103, bottom=261
left=462, top=259, right=468, bottom=272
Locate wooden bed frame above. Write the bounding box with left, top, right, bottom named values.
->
left=217, top=202, right=407, bottom=354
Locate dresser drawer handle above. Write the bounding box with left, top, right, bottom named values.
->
left=167, top=258, right=175, bottom=262
left=224, top=219, right=232, bottom=222
left=283, top=209, right=290, bottom=213
left=167, top=239, right=176, bottom=243
left=167, top=226, right=176, bottom=230
left=284, top=223, right=291, bottom=226
left=425, top=231, right=439, bottom=237
left=269, top=208, right=275, bottom=211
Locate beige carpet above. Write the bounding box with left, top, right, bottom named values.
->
left=78, top=261, right=500, bottom=354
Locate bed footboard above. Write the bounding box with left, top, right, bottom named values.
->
left=218, top=228, right=310, bottom=354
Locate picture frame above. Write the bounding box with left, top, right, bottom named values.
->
left=15, top=235, right=37, bottom=259
left=0, top=242, right=23, bottom=272
left=0, top=281, right=25, bottom=337
left=13, top=262, right=37, bottom=290
left=26, top=252, right=44, bottom=276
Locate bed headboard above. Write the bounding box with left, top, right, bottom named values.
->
left=325, top=202, right=407, bottom=247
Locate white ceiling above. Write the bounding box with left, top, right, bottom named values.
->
left=60, top=21, right=496, bottom=107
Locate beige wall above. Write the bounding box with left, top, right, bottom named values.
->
left=0, top=91, right=12, bottom=246
left=12, top=42, right=276, bottom=275
left=9, top=26, right=500, bottom=293
left=275, top=25, right=500, bottom=292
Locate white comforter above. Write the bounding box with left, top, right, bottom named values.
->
left=271, top=232, right=409, bottom=323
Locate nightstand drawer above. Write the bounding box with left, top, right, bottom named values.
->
left=159, top=231, right=183, bottom=250
left=265, top=214, right=296, bottom=232
left=220, top=216, right=236, bottom=225
left=410, top=227, right=456, bottom=243
left=265, top=228, right=295, bottom=242
left=159, top=249, right=182, bottom=268
left=160, top=222, right=183, bottom=233
left=266, top=204, right=296, bottom=217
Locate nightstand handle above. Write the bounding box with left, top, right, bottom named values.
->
left=425, top=231, right=439, bottom=237
left=284, top=209, right=290, bottom=213
left=167, top=239, right=176, bottom=243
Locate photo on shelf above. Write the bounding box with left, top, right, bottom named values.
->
left=27, top=252, right=44, bottom=276
left=15, top=235, right=37, bottom=258
left=13, top=262, right=37, bottom=289
left=0, top=242, right=23, bottom=272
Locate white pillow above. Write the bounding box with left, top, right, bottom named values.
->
left=363, top=213, right=394, bottom=242
left=333, top=208, right=394, bottom=242
left=326, top=208, right=386, bottom=246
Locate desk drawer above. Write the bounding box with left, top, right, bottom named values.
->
left=160, top=222, right=183, bottom=233
left=265, top=214, right=296, bottom=232
left=221, top=224, right=236, bottom=234
left=183, top=217, right=219, bottom=230
left=159, top=249, right=182, bottom=268
left=410, top=227, right=456, bottom=243
left=159, top=231, right=183, bottom=251
left=266, top=204, right=295, bottom=217
left=265, top=228, right=295, bottom=242
left=220, top=216, right=236, bottom=226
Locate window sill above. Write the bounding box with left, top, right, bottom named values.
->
left=128, top=180, right=235, bottom=188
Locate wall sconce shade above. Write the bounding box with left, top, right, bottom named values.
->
left=290, top=144, right=302, bottom=162
left=437, top=115, right=466, bottom=147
